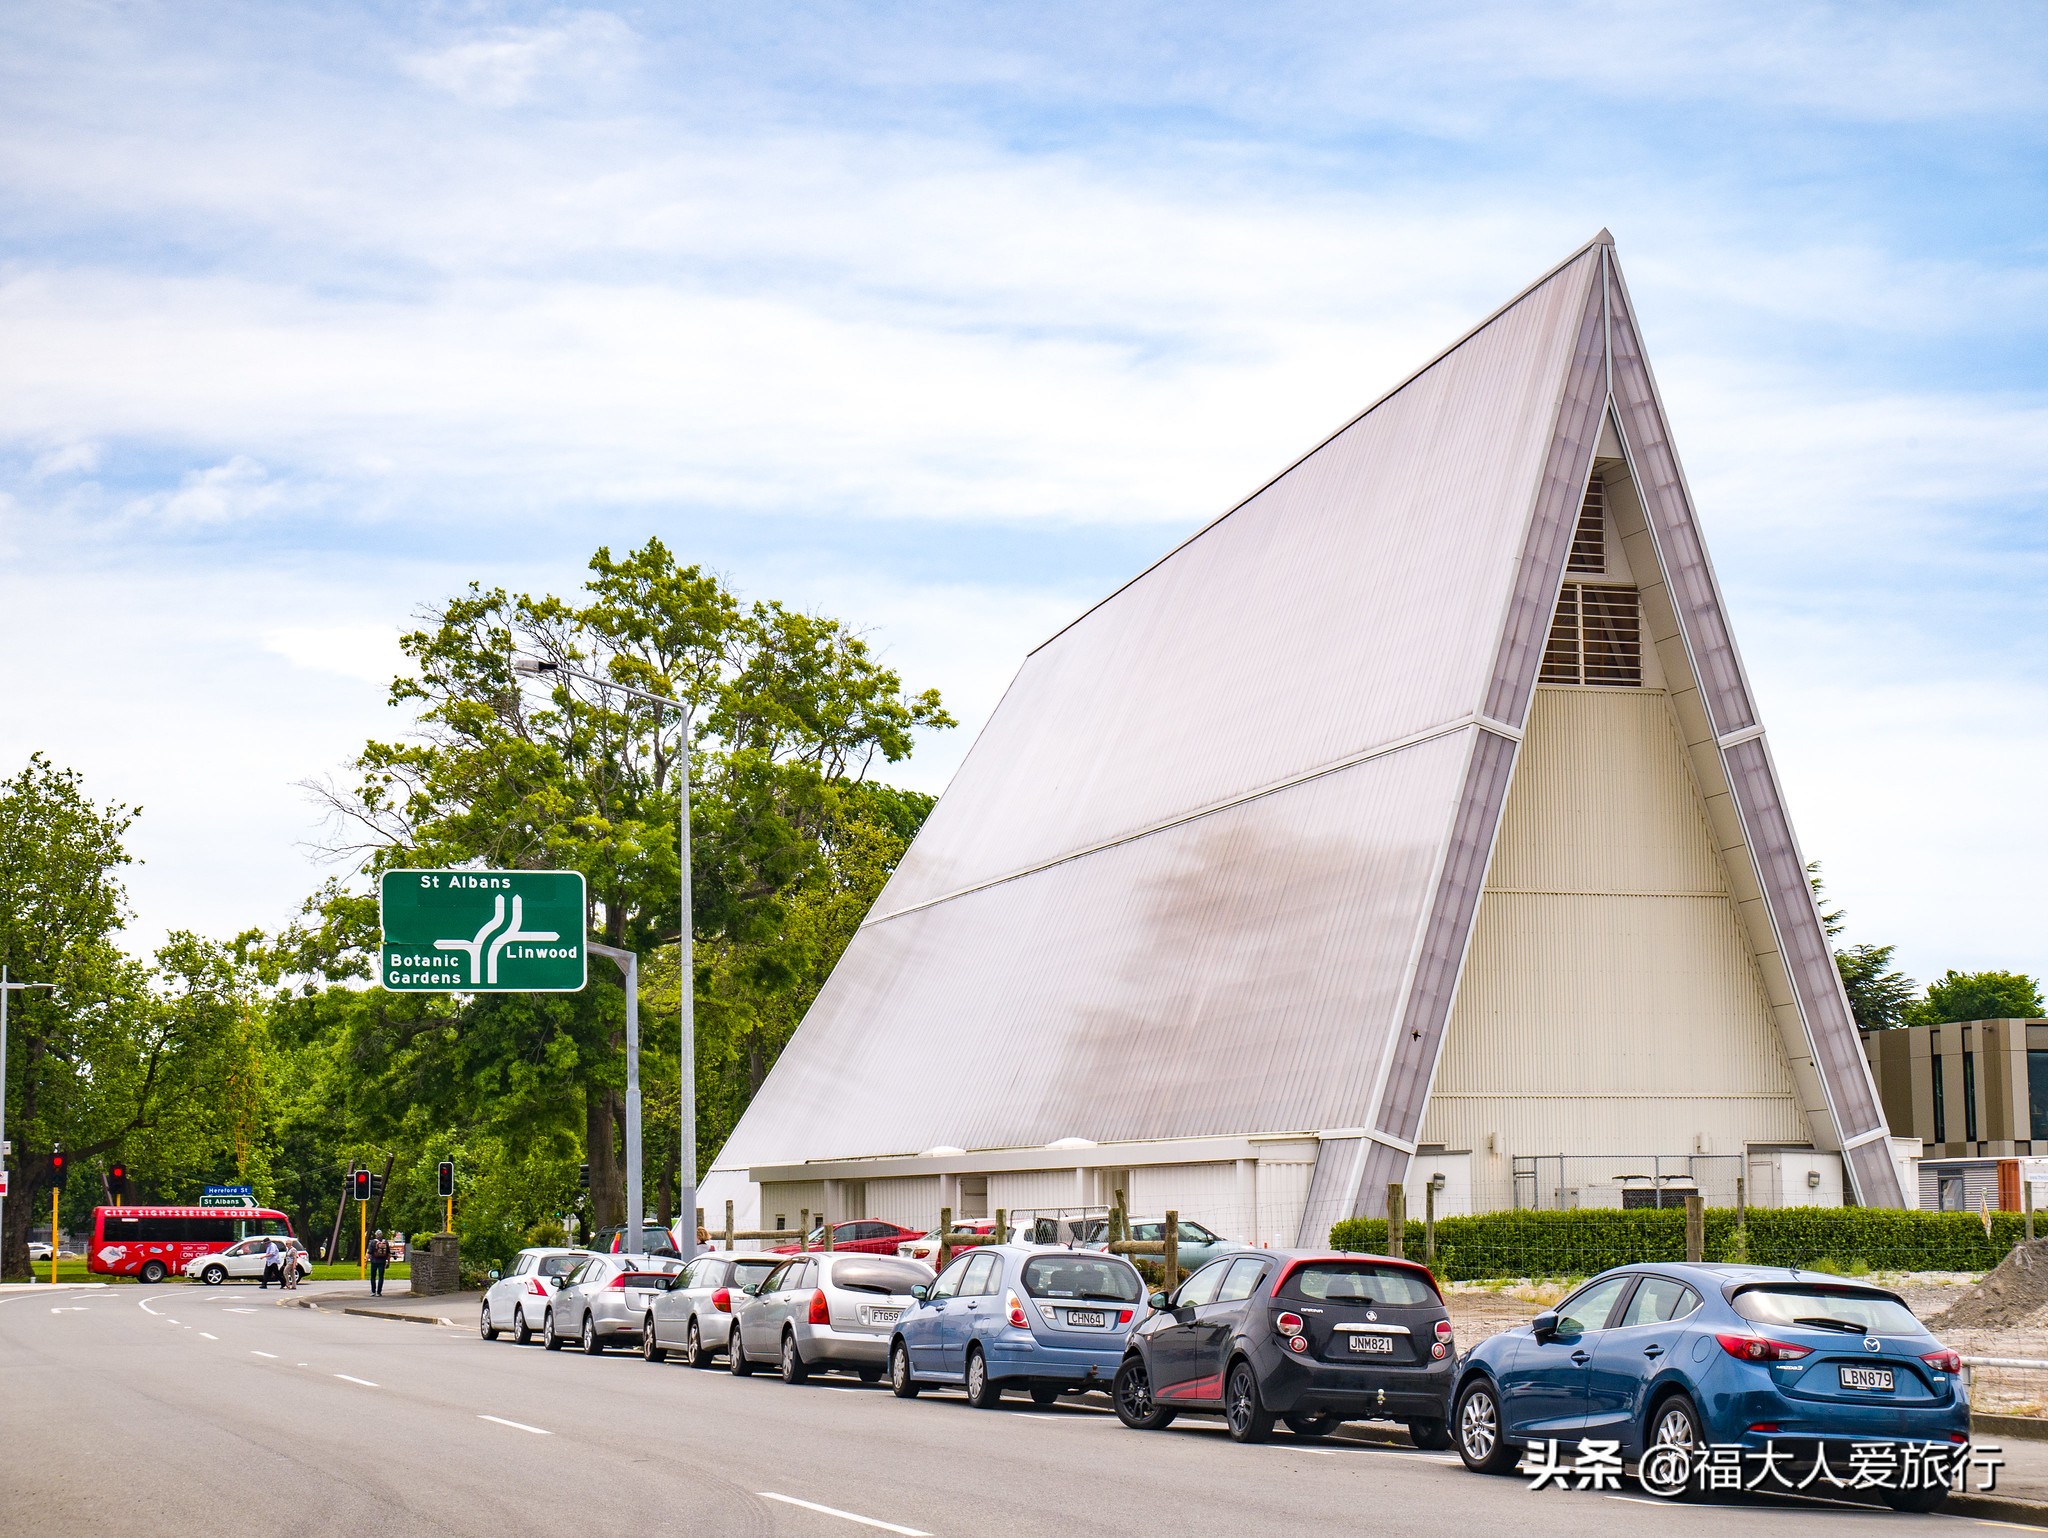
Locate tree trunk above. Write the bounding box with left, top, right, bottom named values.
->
left=586, top=1089, right=624, bottom=1231
left=1, top=1165, right=47, bottom=1281
left=658, top=1164, right=673, bottom=1230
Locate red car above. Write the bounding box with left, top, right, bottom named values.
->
left=770, top=1219, right=922, bottom=1255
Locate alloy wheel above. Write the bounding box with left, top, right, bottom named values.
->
left=890, top=1342, right=919, bottom=1399
left=1460, top=1389, right=1497, bottom=1460
left=686, top=1321, right=706, bottom=1367
left=643, top=1318, right=665, bottom=1362
left=582, top=1314, right=601, bottom=1355
left=1225, top=1362, right=1272, bottom=1442
left=479, top=1304, right=496, bottom=1341
left=1116, top=1361, right=1154, bottom=1421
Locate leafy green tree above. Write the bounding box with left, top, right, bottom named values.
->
left=292, top=540, right=950, bottom=1233
left=1905, top=970, right=2046, bottom=1027
left=1807, top=862, right=1918, bottom=1031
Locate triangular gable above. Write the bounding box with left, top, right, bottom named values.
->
left=704, top=235, right=1905, bottom=1226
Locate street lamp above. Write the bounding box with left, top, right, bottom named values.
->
left=513, top=656, right=697, bottom=1256
left=0, top=966, right=58, bottom=1268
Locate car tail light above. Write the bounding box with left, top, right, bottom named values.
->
left=607, top=1274, right=628, bottom=1290
left=1430, top=1342, right=1449, bottom=1359
left=1716, top=1332, right=1810, bottom=1363
left=529, top=1278, right=549, bottom=1297
left=1434, top=1319, right=1454, bottom=1342
left=711, top=1288, right=731, bottom=1313
left=1275, top=1312, right=1304, bottom=1337
left=1922, top=1348, right=1962, bottom=1374
left=1117, top=1310, right=1133, bottom=1325
left=1005, top=1291, right=1029, bottom=1329
left=1749, top=1423, right=1780, bottom=1433
left=809, top=1289, right=831, bottom=1325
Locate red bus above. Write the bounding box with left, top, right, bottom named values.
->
left=91, top=1206, right=296, bottom=1283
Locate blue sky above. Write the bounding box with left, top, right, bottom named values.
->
left=1, top=2, right=2043, bottom=991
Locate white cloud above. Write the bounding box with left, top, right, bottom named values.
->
left=398, top=12, right=636, bottom=109
left=262, top=623, right=408, bottom=686
left=29, top=439, right=99, bottom=478
left=121, top=455, right=305, bottom=525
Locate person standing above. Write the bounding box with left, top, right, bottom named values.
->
left=368, top=1229, right=390, bottom=1296
left=260, top=1237, right=282, bottom=1291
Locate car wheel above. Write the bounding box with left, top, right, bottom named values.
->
left=139, top=1261, right=167, bottom=1284
left=965, top=1347, right=1003, bottom=1408
left=857, top=1366, right=883, bottom=1384
left=543, top=1310, right=564, bottom=1351
left=1224, top=1360, right=1274, bottom=1443
left=1112, top=1355, right=1176, bottom=1430
left=1030, top=1385, right=1061, bottom=1406
left=1454, top=1379, right=1519, bottom=1475
left=1407, top=1416, right=1452, bottom=1451
left=642, top=1316, right=666, bottom=1362
left=728, top=1327, right=754, bottom=1376
left=201, top=1265, right=227, bottom=1286
left=890, top=1340, right=920, bottom=1399
left=479, top=1303, right=498, bottom=1341
left=512, top=1307, right=533, bottom=1345
left=780, top=1331, right=811, bottom=1384
left=1285, top=1410, right=1337, bottom=1441
left=1642, top=1392, right=1705, bottom=1500
left=685, top=1319, right=711, bottom=1369
left=581, top=1313, right=604, bottom=1355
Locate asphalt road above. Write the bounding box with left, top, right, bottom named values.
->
left=0, top=1282, right=2028, bottom=1538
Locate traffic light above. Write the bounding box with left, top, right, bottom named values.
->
left=370, top=1173, right=384, bottom=1200
left=107, top=1163, right=128, bottom=1199
left=577, top=1162, right=590, bottom=1193
left=436, top=1160, right=454, bottom=1199
left=352, top=1168, right=371, bottom=1202
left=49, top=1150, right=67, bottom=1189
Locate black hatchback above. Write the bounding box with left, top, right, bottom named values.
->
left=1112, top=1249, right=1457, bottom=1446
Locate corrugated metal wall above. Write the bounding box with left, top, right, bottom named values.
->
left=758, top=1181, right=825, bottom=1233
left=1421, top=686, right=1806, bottom=1212
left=865, top=1176, right=939, bottom=1231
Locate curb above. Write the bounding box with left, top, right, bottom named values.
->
left=1977, top=1411, right=2048, bottom=1445
left=291, top=1295, right=459, bottom=1328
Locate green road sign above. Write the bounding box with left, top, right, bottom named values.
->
left=379, top=869, right=587, bottom=992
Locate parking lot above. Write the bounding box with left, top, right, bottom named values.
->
left=3, top=1279, right=2040, bottom=1537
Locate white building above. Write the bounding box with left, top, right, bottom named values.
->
left=700, top=233, right=1905, bottom=1246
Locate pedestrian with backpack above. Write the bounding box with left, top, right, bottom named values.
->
left=369, top=1230, right=391, bottom=1296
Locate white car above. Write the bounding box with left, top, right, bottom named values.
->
left=479, top=1247, right=594, bottom=1344
left=186, top=1237, right=309, bottom=1285
left=29, top=1241, right=53, bottom=1263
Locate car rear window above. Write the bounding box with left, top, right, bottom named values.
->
left=537, top=1255, right=584, bottom=1279
left=829, top=1258, right=933, bottom=1295
left=1022, top=1256, right=1143, bottom=1303
left=730, top=1258, right=780, bottom=1287
left=1731, top=1286, right=1921, bottom=1335
left=1282, top=1262, right=1437, bottom=1306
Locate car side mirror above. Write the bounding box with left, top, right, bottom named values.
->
left=1149, top=1291, right=1171, bottom=1311
left=911, top=1284, right=929, bottom=1301
left=1531, top=1310, right=1561, bottom=1343
left=487, top=1268, right=501, bottom=1281
left=742, top=1283, right=760, bottom=1297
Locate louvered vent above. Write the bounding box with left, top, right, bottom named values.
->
left=1539, top=583, right=1641, bottom=687
left=1568, top=477, right=1604, bottom=573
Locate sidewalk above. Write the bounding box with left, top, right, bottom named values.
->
left=289, top=1280, right=482, bottom=1327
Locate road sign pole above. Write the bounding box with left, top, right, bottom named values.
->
left=50, top=1186, right=59, bottom=1285
left=590, top=943, right=641, bottom=1249
left=359, top=1200, right=367, bottom=1283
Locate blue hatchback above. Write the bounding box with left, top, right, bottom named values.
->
left=1450, top=1264, right=1969, bottom=1511
left=888, top=1244, right=1146, bottom=1407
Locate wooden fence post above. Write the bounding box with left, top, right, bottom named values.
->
left=1384, top=1184, right=1405, bottom=1259
left=724, top=1200, right=735, bottom=1252
left=1684, top=1194, right=1705, bottom=1263
left=994, top=1208, right=1008, bottom=1244
left=1164, top=1208, right=1179, bottom=1286
left=938, top=1206, right=953, bottom=1270
left=2028, top=1178, right=2037, bottom=1245
left=822, top=1211, right=835, bottom=1251
left=1423, top=1180, right=1436, bottom=1268
left=800, top=1209, right=810, bottom=1251
left=1112, top=1189, right=1128, bottom=1247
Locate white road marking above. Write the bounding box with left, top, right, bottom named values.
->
left=1293, top=1447, right=1338, bottom=1455
left=333, top=1374, right=379, bottom=1388
left=757, top=1494, right=930, bottom=1536
left=296, top=1362, right=309, bottom=1367
left=226, top=1308, right=256, bottom=1314
left=478, top=1415, right=551, bottom=1435
left=138, top=1298, right=163, bottom=1316
left=251, top=1351, right=278, bottom=1359
left=200, top=1332, right=219, bottom=1340
left=50, top=1306, right=91, bottom=1313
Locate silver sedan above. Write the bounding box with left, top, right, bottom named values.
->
left=730, top=1252, right=933, bottom=1383
left=644, top=1251, right=783, bottom=1366
left=543, top=1254, right=686, bottom=1354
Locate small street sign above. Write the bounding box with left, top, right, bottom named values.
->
left=0, top=1170, right=9, bottom=1197
left=199, top=1195, right=256, bottom=1208
left=379, top=870, right=587, bottom=993
left=205, top=1184, right=252, bottom=1196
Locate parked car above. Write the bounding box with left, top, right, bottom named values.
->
left=727, top=1251, right=935, bottom=1382
left=29, top=1241, right=53, bottom=1263
left=1111, top=1249, right=1454, bottom=1445
left=1449, top=1264, right=1968, bottom=1512
left=642, top=1251, right=785, bottom=1366
left=898, top=1219, right=1001, bottom=1265
left=1081, top=1216, right=1235, bottom=1274
left=184, top=1236, right=310, bottom=1286
left=771, top=1220, right=923, bottom=1256
left=588, top=1223, right=682, bottom=1258
left=889, top=1244, right=1145, bottom=1406
left=479, top=1247, right=595, bottom=1343
left=542, top=1254, right=686, bottom=1354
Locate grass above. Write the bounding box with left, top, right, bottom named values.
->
left=303, top=1262, right=410, bottom=1281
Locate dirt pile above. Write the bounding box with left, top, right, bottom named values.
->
left=1925, top=1238, right=2048, bottom=1331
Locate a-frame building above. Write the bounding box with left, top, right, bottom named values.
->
left=700, top=234, right=1909, bottom=1246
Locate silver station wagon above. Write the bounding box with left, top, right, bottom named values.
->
left=728, top=1252, right=934, bottom=1383
left=543, top=1254, right=686, bottom=1354
left=642, top=1251, right=785, bottom=1366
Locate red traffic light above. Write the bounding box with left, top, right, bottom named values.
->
left=352, top=1169, right=371, bottom=1201
left=109, top=1164, right=125, bottom=1181
left=436, top=1160, right=454, bottom=1199
left=50, top=1151, right=67, bottom=1188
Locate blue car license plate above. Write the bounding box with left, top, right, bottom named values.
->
left=1838, top=1366, right=1894, bottom=1391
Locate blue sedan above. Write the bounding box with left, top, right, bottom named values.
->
left=1449, top=1264, right=1968, bottom=1511
left=888, top=1244, right=1147, bottom=1406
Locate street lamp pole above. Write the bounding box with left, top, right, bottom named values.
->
left=514, top=658, right=696, bottom=1257
left=1, top=966, right=58, bottom=1274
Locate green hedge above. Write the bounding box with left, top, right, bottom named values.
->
left=1328, top=1208, right=2035, bottom=1281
